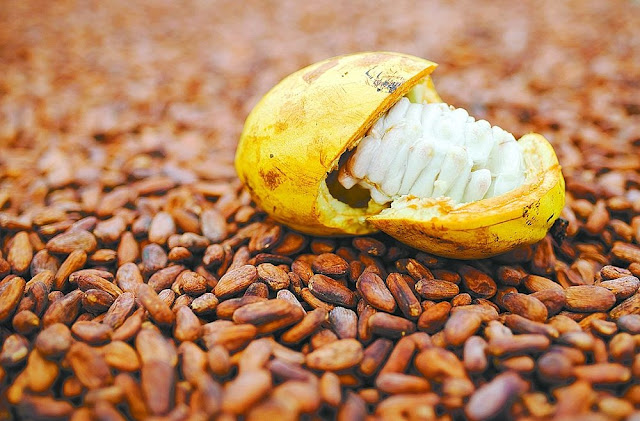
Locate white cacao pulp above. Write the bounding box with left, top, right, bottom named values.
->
left=338, top=96, right=526, bottom=206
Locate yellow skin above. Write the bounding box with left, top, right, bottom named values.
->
left=235, top=51, right=565, bottom=259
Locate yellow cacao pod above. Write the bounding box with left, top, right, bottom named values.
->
left=235, top=51, right=565, bottom=259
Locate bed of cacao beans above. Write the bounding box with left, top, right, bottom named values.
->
left=1, top=0, right=639, bottom=420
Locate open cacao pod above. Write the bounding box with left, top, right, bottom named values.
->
left=235, top=51, right=565, bottom=259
